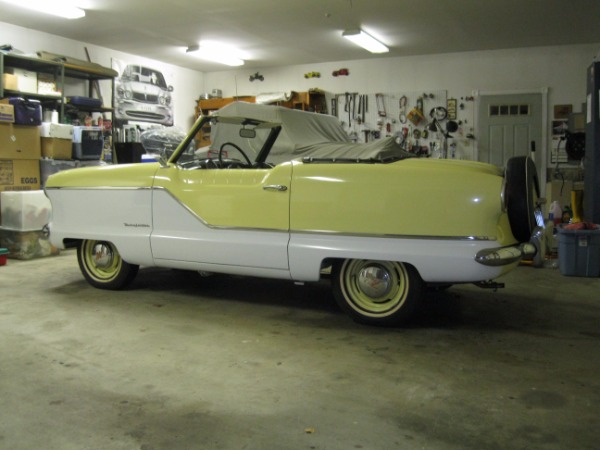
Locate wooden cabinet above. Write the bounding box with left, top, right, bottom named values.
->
left=280, top=90, right=328, bottom=113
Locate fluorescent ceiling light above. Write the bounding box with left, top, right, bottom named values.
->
left=186, top=42, right=245, bottom=67
left=342, top=29, right=389, bottom=54
left=1, top=0, right=86, bottom=19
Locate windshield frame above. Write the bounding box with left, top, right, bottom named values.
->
left=168, top=114, right=282, bottom=166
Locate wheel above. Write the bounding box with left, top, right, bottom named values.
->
left=505, top=156, right=542, bottom=242
left=332, top=259, right=423, bottom=326
left=219, top=142, right=252, bottom=167
left=77, top=240, right=139, bottom=290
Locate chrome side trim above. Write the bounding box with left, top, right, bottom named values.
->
left=291, top=229, right=492, bottom=241
left=44, top=186, right=152, bottom=190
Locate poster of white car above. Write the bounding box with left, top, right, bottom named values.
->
left=114, top=63, right=174, bottom=126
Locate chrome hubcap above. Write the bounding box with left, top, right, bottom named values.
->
left=93, top=243, right=114, bottom=269
left=357, top=265, right=392, bottom=298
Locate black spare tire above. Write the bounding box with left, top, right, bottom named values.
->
left=505, top=156, right=541, bottom=242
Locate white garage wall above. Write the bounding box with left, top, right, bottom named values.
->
left=204, top=43, right=599, bottom=160
left=0, top=21, right=204, bottom=130
left=1, top=20, right=598, bottom=160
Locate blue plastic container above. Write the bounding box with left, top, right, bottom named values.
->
left=558, top=226, right=600, bottom=277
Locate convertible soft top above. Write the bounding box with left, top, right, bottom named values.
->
left=210, top=101, right=408, bottom=163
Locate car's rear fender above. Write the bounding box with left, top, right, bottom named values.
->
left=288, top=233, right=515, bottom=283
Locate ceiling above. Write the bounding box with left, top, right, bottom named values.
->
left=1, top=0, right=599, bottom=72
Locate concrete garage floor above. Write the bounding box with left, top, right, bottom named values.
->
left=1, top=250, right=599, bottom=450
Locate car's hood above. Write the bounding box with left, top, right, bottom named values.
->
left=45, top=163, right=161, bottom=189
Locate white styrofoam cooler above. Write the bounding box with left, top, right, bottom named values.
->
left=40, top=122, right=74, bottom=140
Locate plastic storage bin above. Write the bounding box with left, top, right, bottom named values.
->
left=558, top=225, right=600, bottom=277
left=0, top=248, right=8, bottom=266
left=72, top=126, right=103, bottom=160
left=0, top=191, right=51, bottom=231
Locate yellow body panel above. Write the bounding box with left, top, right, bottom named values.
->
left=46, top=163, right=159, bottom=188
left=289, top=158, right=513, bottom=243
left=153, top=163, right=292, bottom=230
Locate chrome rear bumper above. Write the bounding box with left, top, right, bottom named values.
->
left=475, top=243, right=537, bottom=267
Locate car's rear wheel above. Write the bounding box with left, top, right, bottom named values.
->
left=332, top=259, right=423, bottom=326
left=505, top=156, right=542, bottom=242
left=77, top=240, right=139, bottom=290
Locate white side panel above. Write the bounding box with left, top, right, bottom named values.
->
left=288, top=233, right=508, bottom=283
left=150, top=189, right=290, bottom=271
left=46, top=188, right=155, bottom=265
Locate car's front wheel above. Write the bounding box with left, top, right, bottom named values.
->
left=77, top=240, right=139, bottom=290
left=332, top=259, right=423, bottom=326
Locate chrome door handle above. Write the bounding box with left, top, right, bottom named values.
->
left=263, top=185, right=288, bottom=192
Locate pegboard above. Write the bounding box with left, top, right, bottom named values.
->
left=330, top=90, right=455, bottom=157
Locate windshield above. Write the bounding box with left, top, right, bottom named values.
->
left=170, top=116, right=280, bottom=169
left=122, top=65, right=168, bottom=89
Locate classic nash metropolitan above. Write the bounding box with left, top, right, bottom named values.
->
left=45, top=102, right=541, bottom=325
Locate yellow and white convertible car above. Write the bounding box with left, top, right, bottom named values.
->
left=45, top=102, right=540, bottom=325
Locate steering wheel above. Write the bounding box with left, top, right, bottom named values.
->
left=219, top=142, right=252, bottom=167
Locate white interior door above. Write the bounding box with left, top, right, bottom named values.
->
left=477, top=93, right=544, bottom=189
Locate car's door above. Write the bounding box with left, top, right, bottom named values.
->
left=150, top=162, right=292, bottom=273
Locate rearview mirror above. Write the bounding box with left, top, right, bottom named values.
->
left=240, top=128, right=256, bottom=139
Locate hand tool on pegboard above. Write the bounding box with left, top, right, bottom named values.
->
left=357, top=95, right=363, bottom=124
left=331, top=95, right=338, bottom=117
left=375, top=93, right=386, bottom=117
left=344, top=92, right=350, bottom=125
left=398, top=95, right=408, bottom=124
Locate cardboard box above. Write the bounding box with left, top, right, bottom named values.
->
left=2, top=73, right=18, bottom=91
left=40, top=122, right=73, bottom=139
left=0, top=227, right=59, bottom=260
left=0, top=123, right=41, bottom=160
left=0, top=104, right=14, bottom=123
left=0, top=190, right=51, bottom=231
left=41, top=137, right=73, bottom=160
left=3, top=67, right=37, bottom=93
left=0, top=159, right=41, bottom=192
left=37, top=73, right=61, bottom=97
